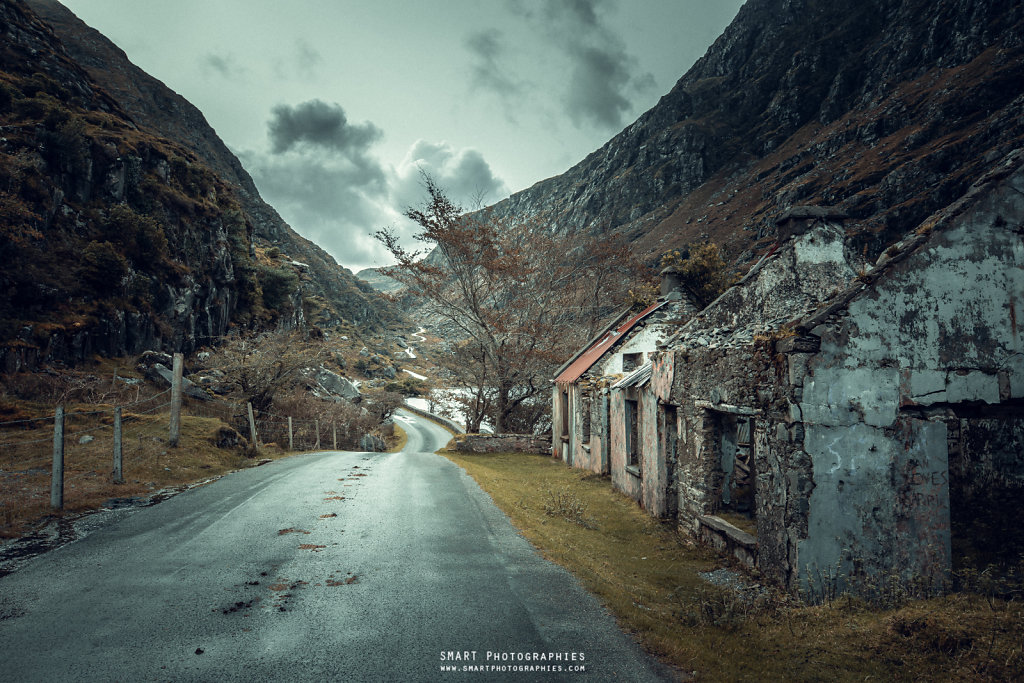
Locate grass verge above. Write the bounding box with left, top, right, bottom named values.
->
left=441, top=451, right=1024, bottom=682
left=387, top=422, right=408, bottom=453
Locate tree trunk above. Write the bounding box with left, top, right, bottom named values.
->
left=495, top=382, right=510, bottom=434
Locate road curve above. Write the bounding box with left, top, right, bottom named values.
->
left=0, top=409, right=671, bottom=681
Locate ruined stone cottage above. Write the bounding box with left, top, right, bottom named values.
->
left=551, top=278, right=697, bottom=475
left=613, top=207, right=862, bottom=528
left=638, top=149, right=1024, bottom=599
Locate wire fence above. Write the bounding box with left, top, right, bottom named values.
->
left=1, top=357, right=391, bottom=534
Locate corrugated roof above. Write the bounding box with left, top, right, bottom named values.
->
left=554, top=301, right=665, bottom=385
left=612, top=361, right=652, bottom=390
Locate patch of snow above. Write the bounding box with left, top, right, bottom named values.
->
left=403, top=369, right=427, bottom=381
left=405, top=397, right=429, bottom=411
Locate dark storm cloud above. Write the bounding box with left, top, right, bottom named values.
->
left=268, top=100, right=382, bottom=156
left=241, top=147, right=393, bottom=270
left=535, top=0, right=655, bottom=129
left=465, top=29, right=524, bottom=100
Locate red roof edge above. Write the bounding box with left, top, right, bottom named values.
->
left=553, top=301, right=666, bottom=385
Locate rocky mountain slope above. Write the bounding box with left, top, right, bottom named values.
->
left=478, top=0, right=1024, bottom=268
left=23, top=0, right=399, bottom=332
left=0, top=0, right=398, bottom=371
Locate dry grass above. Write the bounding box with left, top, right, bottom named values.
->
left=0, top=403, right=282, bottom=539
left=386, top=422, right=408, bottom=453
left=442, top=452, right=1024, bottom=682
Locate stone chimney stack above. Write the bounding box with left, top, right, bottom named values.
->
left=660, top=266, right=683, bottom=298
left=775, top=205, right=847, bottom=241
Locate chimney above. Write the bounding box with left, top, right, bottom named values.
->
left=775, top=205, right=847, bottom=241
left=660, top=266, right=683, bottom=298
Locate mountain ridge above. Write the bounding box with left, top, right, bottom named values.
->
left=471, top=0, right=1024, bottom=269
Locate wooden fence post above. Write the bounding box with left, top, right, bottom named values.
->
left=113, top=406, right=124, bottom=484
left=169, top=352, right=183, bottom=447
left=288, top=416, right=294, bottom=452
left=247, top=402, right=258, bottom=448
left=51, top=405, right=64, bottom=510
left=314, top=419, right=321, bottom=450
left=332, top=421, right=337, bottom=450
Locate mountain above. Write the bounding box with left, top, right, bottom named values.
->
left=0, top=0, right=399, bottom=371
left=22, top=0, right=400, bottom=332
left=479, top=0, right=1024, bottom=268
left=354, top=268, right=405, bottom=295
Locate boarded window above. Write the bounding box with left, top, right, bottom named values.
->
left=626, top=399, right=639, bottom=466
left=708, top=410, right=756, bottom=531
left=581, top=395, right=592, bottom=442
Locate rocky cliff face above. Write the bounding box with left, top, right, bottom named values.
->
left=0, top=1, right=251, bottom=370
left=23, top=0, right=398, bottom=332
left=0, top=1, right=383, bottom=372
left=481, top=0, right=1024, bottom=267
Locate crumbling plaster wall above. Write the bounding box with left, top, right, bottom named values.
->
left=638, top=384, right=664, bottom=515
left=793, top=209, right=1024, bottom=595
left=693, top=222, right=859, bottom=332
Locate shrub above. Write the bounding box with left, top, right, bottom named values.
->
left=257, top=265, right=298, bottom=315
left=660, top=243, right=733, bottom=309
left=78, top=241, right=128, bottom=295
left=103, top=204, right=169, bottom=268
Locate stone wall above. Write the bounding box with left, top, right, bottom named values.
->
left=452, top=433, right=551, bottom=454
left=400, top=403, right=464, bottom=435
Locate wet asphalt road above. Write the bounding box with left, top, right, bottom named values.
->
left=0, top=410, right=671, bottom=682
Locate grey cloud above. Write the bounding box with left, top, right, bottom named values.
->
left=537, top=0, right=655, bottom=130
left=274, top=40, right=323, bottom=80
left=294, top=40, right=322, bottom=74
left=242, top=130, right=508, bottom=270
left=268, top=100, right=382, bottom=157
left=393, top=140, right=508, bottom=212
left=545, top=0, right=606, bottom=29
left=242, top=149, right=394, bottom=270
left=201, top=53, right=246, bottom=79
left=565, top=43, right=634, bottom=128
left=465, top=29, right=524, bottom=100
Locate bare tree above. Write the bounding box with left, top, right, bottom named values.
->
left=375, top=175, right=639, bottom=433
left=208, top=329, right=326, bottom=413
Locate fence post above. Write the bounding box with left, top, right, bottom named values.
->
left=332, top=421, right=337, bottom=450
left=288, top=416, right=294, bottom=452
left=51, top=405, right=64, bottom=510
left=247, top=402, right=258, bottom=447
left=113, top=406, right=124, bottom=484
left=314, top=419, right=320, bottom=450
left=169, top=352, right=183, bottom=447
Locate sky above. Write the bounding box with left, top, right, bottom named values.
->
left=58, top=0, right=745, bottom=272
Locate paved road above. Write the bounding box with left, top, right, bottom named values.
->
left=0, top=410, right=672, bottom=681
